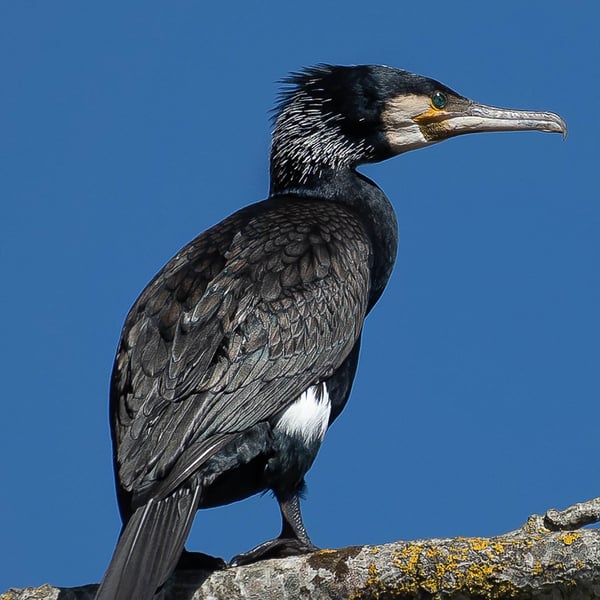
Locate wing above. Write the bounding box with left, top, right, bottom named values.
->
left=111, top=198, right=371, bottom=504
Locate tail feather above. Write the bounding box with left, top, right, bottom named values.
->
left=96, top=480, right=200, bottom=600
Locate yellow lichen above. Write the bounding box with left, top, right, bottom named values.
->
left=393, top=543, right=423, bottom=573
left=469, top=538, right=490, bottom=551
left=366, top=562, right=379, bottom=585
left=354, top=538, right=544, bottom=599
left=492, top=541, right=506, bottom=554
left=353, top=533, right=588, bottom=600
left=559, top=531, right=581, bottom=546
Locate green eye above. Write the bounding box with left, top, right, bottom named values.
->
left=431, top=91, right=447, bottom=109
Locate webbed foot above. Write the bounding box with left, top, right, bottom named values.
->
left=230, top=537, right=319, bottom=566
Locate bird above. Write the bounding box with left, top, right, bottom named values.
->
left=96, top=64, right=566, bottom=599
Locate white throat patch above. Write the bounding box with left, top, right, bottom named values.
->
left=276, top=384, right=331, bottom=445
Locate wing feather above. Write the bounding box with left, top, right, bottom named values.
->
left=111, top=199, right=371, bottom=497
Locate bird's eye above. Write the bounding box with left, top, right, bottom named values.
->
left=431, top=91, right=447, bottom=110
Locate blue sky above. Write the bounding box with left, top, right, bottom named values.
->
left=1, top=1, right=598, bottom=591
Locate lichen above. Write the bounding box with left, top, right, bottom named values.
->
left=558, top=532, right=581, bottom=546
left=307, top=545, right=362, bottom=581
left=353, top=539, right=526, bottom=599
left=469, top=538, right=490, bottom=552
left=491, top=542, right=505, bottom=554
left=351, top=563, right=390, bottom=600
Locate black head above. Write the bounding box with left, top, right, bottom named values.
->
left=270, top=64, right=566, bottom=194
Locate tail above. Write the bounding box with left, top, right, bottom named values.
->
left=96, top=480, right=201, bottom=600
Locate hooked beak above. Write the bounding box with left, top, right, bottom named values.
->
left=414, top=100, right=568, bottom=141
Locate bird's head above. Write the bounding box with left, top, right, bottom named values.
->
left=270, top=64, right=566, bottom=194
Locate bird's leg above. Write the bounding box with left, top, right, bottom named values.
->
left=278, top=492, right=317, bottom=548
left=230, top=490, right=319, bottom=566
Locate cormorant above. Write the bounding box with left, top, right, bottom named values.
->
left=96, top=65, right=566, bottom=599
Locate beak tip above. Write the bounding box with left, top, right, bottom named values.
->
left=555, top=115, right=568, bottom=140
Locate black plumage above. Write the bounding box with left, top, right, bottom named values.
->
left=97, top=65, right=566, bottom=599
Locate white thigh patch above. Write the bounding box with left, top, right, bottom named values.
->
left=276, top=383, right=331, bottom=445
